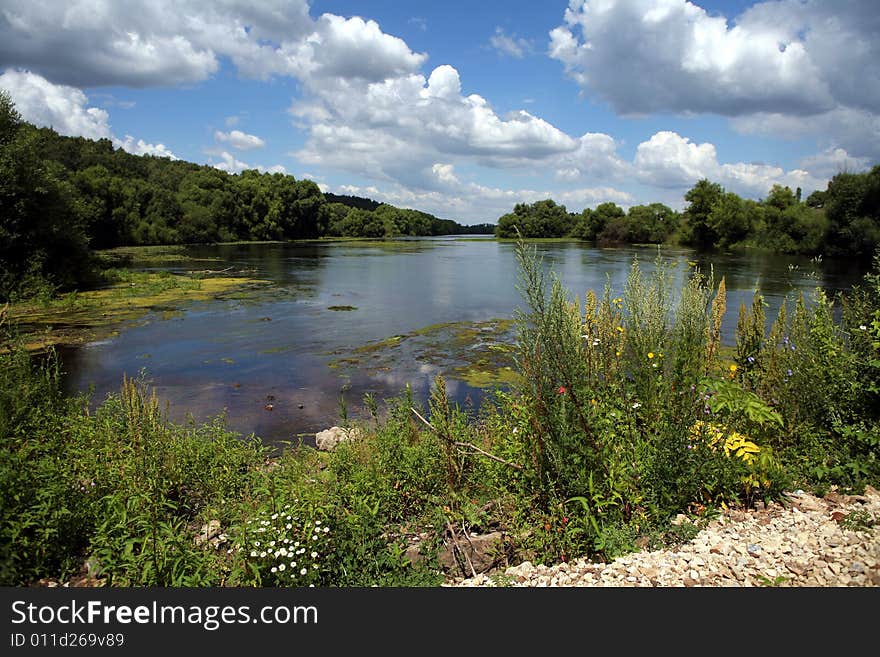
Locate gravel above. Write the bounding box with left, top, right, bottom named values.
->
left=448, top=486, right=880, bottom=587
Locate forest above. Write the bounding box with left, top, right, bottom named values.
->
left=495, top=171, right=880, bottom=261
left=0, top=92, right=481, bottom=302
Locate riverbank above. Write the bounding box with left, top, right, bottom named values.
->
left=4, top=270, right=270, bottom=352
left=450, top=486, right=880, bottom=587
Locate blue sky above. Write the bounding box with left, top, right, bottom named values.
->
left=1, top=0, right=878, bottom=223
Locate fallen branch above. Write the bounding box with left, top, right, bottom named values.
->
left=410, top=406, right=523, bottom=470
left=453, top=441, right=523, bottom=470
left=446, top=520, right=477, bottom=579
left=187, top=266, right=234, bottom=275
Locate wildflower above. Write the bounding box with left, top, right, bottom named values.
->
left=647, top=352, right=654, bottom=359
left=285, top=523, right=292, bottom=530
left=652, top=363, right=658, bottom=368
left=271, top=566, right=278, bottom=573
left=616, top=326, right=624, bottom=333
left=301, top=568, right=308, bottom=575
left=315, top=520, right=321, bottom=526
left=747, top=356, right=755, bottom=363
left=250, top=550, right=257, bottom=557
left=859, top=324, right=867, bottom=330
left=312, top=534, right=319, bottom=541
left=590, top=398, right=597, bottom=405
left=290, top=562, right=297, bottom=568
left=786, top=369, right=793, bottom=377
left=558, top=386, right=567, bottom=394
left=271, top=513, right=278, bottom=520
left=311, top=551, right=318, bottom=558
left=512, top=427, right=518, bottom=434
left=323, top=526, right=329, bottom=533
left=562, top=517, right=569, bottom=525
left=278, top=563, right=286, bottom=572
left=632, top=402, right=642, bottom=409
left=615, top=351, right=621, bottom=357
left=254, top=541, right=260, bottom=547
left=260, top=551, right=267, bottom=558
left=729, top=364, right=737, bottom=373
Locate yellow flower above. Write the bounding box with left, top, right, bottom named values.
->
left=616, top=326, right=624, bottom=333
left=590, top=398, right=597, bottom=405
left=647, top=352, right=654, bottom=359
left=615, top=351, right=621, bottom=357
left=729, top=364, right=737, bottom=372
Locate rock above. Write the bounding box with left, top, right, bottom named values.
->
left=405, top=544, right=424, bottom=565
left=438, top=531, right=504, bottom=575
left=315, top=426, right=362, bottom=451
left=195, top=520, right=222, bottom=546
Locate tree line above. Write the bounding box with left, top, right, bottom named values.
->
left=0, top=92, right=481, bottom=301
left=495, top=170, right=880, bottom=259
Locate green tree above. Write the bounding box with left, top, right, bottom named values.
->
left=495, top=199, right=571, bottom=238
left=708, top=192, right=750, bottom=248
left=824, top=168, right=880, bottom=259
left=0, top=92, right=93, bottom=300
left=683, top=179, right=724, bottom=248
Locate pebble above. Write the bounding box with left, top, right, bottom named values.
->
left=448, top=487, right=880, bottom=588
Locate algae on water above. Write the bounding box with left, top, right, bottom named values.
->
left=327, top=318, right=518, bottom=389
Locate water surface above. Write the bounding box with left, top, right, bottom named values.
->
left=59, top=237, right=866, bottom=446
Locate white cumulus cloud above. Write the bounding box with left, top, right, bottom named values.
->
left=633, top=130, right=827, bottom=198
left=209, top=150, right=251, bottom=174
left=214, top=129, right=265, bottom=150
left=113, top=135, right=177, bottom=159
left=549, top=0, right=880, bottom=162
left=0, top=68, right=111, bottom=139
left=489, top=27, right=531, bottom=58
left=0, top=68, right=177, bottom=159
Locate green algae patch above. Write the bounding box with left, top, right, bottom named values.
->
left=5, top=272, right=272, bottom=353
left=95, top=244, right=221, bottom=266
left=454, top=365, right=522, bottom=388
left=353, top=334, right=406, bottom=354
left=329, top=318, right=518, bottom=389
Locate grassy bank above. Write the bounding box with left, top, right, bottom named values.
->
left=1, top=243, right=878, bottom=587
left=4, top=268, right=270, bottom=353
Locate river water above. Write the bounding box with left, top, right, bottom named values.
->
left=58, top=237, right=867, bottom=446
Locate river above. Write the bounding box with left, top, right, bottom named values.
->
left=57, top=237, right=867, bottom=446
